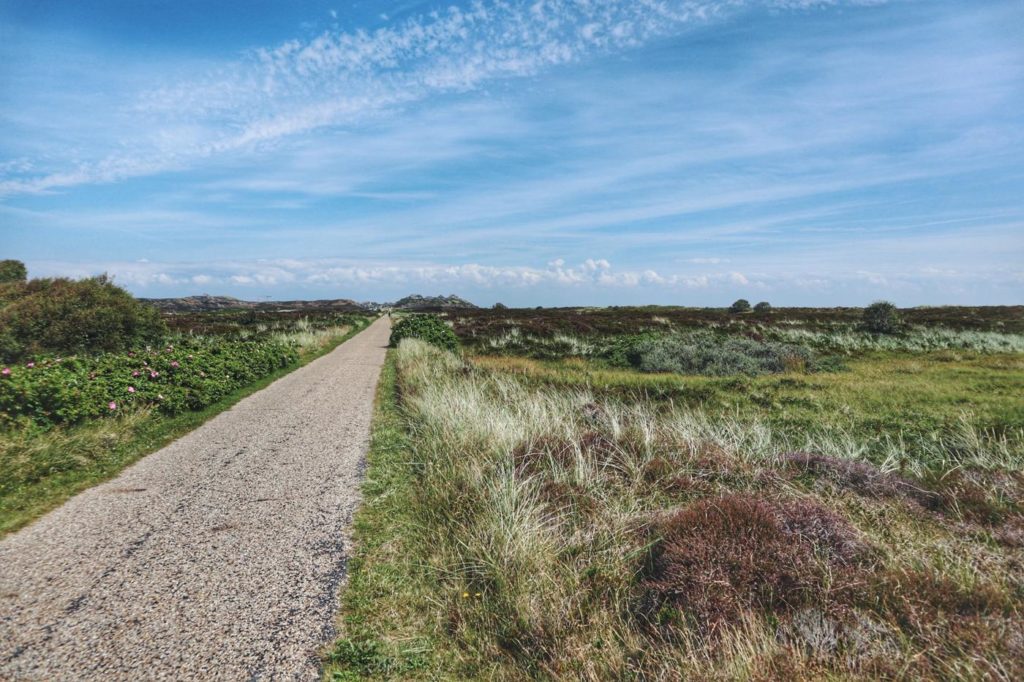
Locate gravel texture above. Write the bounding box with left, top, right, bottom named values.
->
left=0, top=317, right=391, bottom=680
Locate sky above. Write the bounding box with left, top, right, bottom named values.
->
left=0, top=0, right=1022, bottom=306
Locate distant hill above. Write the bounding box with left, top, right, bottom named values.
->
left=142, top=295, right=365, bottom=313
left=387, top=294, right=478, bottom=311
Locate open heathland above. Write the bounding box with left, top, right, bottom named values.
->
left=331, top=306, right=1024, bottom=680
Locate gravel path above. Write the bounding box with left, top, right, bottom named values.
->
left=0, top=317, right=391, bottom=681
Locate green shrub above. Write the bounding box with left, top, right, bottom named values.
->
left=0, top=337, right=299, bottom=427
left=389, top=315, right=458, bottom=352
left=862, top=301, right=902, bottom=335
left=753, top=301, right=772, bottom=313
left=0, top=275, right=166, bottom=361
left=0, top=260, right=27, bottom=283
left=633, top=332, right=813, bottom=376
left=729, top=299, right=752, bottom=314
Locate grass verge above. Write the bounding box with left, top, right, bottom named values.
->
left=324, top=350, right=440, bottom=680
left=0, top=318, right=372, bottom=536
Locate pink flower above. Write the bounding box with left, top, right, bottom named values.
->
left=26, top=362, right=35, bottom=368
left=170, top=361, right=180, bottom=368
left=1, top=368, right=10, bottom=376
left=150, top=371, right=159, bottom=379
left=127, top=386, right=136, bottom=394
left=108, top=401, right=117, bottom=410
left=132, top=371, right=140, bottom=377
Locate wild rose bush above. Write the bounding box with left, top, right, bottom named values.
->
left=0, top=338, right=298, bottom=427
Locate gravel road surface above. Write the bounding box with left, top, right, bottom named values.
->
left=0, top=317, right=391, bottom=680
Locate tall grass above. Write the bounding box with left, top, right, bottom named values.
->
left=331, top=339, right=1024, bottom=680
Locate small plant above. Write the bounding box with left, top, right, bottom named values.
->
left=492, top=302, right=508, bottom=310
left=389, top=314, right=458, bottom=352
left=753, top=301, right=772, bottom=313
left=729, top=299, right=752, bottom=314
left=862, top=300, right=902, bottom=334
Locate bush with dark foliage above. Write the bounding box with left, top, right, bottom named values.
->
left=0, top=260, right=27, bottom=283
left=862, top=301, right=902, bottom=335
left=389, top=314, right=458, bottom=352
left=0, top=275, right=166, bottom=361
left=753, top=301, right=772, bottom=313
left=729, top=299, right=752, bottom=314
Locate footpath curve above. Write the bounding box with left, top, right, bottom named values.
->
left=0, top=316, right=391, bottom=680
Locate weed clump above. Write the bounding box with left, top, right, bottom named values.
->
left=640, top=494, right=866, bottom=636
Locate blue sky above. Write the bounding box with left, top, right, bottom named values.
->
left=1, top=0, right=1021, bottom=306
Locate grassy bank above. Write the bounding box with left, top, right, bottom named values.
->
left=0, top=318, right=372, bottom=536
left=330, top=339, right=1023, bottom=680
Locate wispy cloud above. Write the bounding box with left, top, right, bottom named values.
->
left=0, top=0, right=891, bottom=196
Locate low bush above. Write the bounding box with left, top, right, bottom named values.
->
left=0, top=260, right=27, bottom=283
left=0, top=338, right=298, bottom=427
left=633, top=332, right=814, bottom=376
left=729, top=299, right=752, bottom=314
left=0, top=275, right=166, bottom=360
left=862, top=301, right=902, bottom=334
left=389, top=314, right=458, bottom=352
left=754, top=301, right=772, bottom=313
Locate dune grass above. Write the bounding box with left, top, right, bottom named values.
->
left=0, top=319, right=370, bottom=536
left=330, top=339, right=1023, bottom=680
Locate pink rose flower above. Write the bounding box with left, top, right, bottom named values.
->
left=150, top=371, right=159, bottom=379
left=127, top=386, right=136, bottom=394
left=132, top=371, right=140, bottom=377
left=108, top=401, right=117, bottom=410
left=1, top=368, right=10, bottom=376
left=26, top=362, right=35, bottom=368
left=170, top=361, right=180, bottom=368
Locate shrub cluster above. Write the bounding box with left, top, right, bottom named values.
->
left=0, top=338, right=298, bottom=427
left=632, top=332, right=814, bottom=375
left=389, top=314, right=458, bottom=352
left=0, top=275, right=166, bottom=361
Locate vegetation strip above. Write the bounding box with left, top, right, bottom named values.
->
left=325, top=350, right=439, bottom=679
left=0, top=317, right=372, bottom=536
